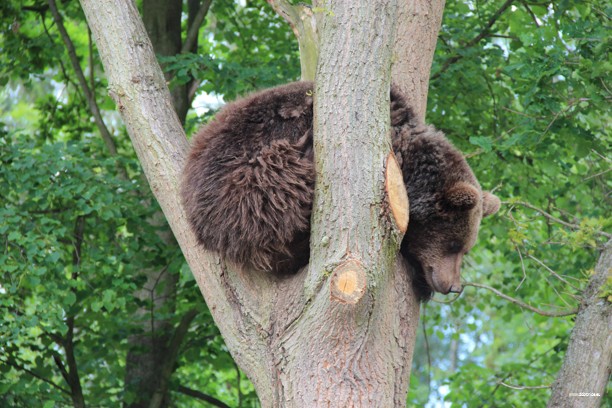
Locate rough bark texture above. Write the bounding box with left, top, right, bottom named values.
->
left=392, top=0, right=446, bottom=121
left=80, top=0, right=445, bottom=406
left=547, top=240, right=612, bottom=408
left=292, top=2, right=416, bottom=405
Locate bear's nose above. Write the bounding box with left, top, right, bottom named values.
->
left=449, top=284, right=463, bottom=294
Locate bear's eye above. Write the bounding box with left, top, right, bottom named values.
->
left=448, top=241, right=463, bottom=254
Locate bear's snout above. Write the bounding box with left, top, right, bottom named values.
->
left=429, top=254, right=463, bottom=295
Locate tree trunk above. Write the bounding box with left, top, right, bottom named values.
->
left=547, top=240, right=612, bottom=408
left=79, top=0, right=444, bottom=405
left=392, top=1, right=446, bottom=121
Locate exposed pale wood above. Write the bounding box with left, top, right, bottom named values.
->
left=330, top=260, right=367, bottom=304
left=386, top=152, right=409, bottom=233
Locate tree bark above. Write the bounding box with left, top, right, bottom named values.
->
left=80, top=0, right=444, bottom=405
left=547, top=240, right=612, bottom=408
left=392, top=0, right=446, bottom=121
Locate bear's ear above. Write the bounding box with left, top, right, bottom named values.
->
left=482, top=191, right=501, bottom=217
left=443, top=182, right=480, bottom=211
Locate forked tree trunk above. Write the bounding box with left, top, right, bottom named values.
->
left=79, top=0, right=444, bottom=405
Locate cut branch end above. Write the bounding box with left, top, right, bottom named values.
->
left=330, top=260, right=367, bottom=304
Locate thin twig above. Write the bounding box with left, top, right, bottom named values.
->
left=498, top=381, right=551, bottom=390
left=582, top=168, right=611, bottom=182
left=514, top=244, right=527, bottom=291
left=500, top=106, right=540, bottom=119
left=2, top=358, right=71, bottom=395
left=48, top=0, right=120, bottom=157
left=490, top=345, right=556, bottom=398
left=542, top=98, right=590, bottom=136
left=547, top=277, right=573, bottom=308
left=509, top=201, right=612, bottom=239
left=432, top=0, right=516, bottom=80
left=526, top=253, right=581, bottom=292
left=464, top=282, right=579, bottom=317
left=421, top=305, right=432, bottom=397
left=520, top=1, right=540, bottom=27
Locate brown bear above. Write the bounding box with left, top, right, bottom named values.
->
left=181, top=81, right=500, bottom=300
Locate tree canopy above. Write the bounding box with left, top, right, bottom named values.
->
left=1, top=0, right=610, bottom=407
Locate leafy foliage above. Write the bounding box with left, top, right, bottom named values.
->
left=0, top=138, right=156, bottom=405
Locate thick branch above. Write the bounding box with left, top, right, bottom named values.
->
left=78, top=1, right=280, bottom=404
left=62, top=319, right=86, bottom=408
left=267, top=0, right=318, bottom=80
left=48, top=0, right=119, bottom=156
left=51, top=352, right=70, bottom=389
left=464, top=282, right=579, bottom=317
left=391, top=0, right=446, bottom=120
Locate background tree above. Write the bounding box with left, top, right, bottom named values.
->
left=1, top=0, right=609, bottom=407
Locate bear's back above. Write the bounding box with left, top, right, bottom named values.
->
left=191, top=82, right=316, bottom=159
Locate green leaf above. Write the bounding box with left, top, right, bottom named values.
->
left=469, top=136, right=493, bottom=152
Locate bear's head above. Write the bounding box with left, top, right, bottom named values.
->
left=395, top=126, right=501, bottom=300
left=402, top=183, right=500, bottom=298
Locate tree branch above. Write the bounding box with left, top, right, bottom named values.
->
left=52, top=351, right=70, bottom=385
left=499, top=381, right=550, bottom=390
left=267, top=0, right=318, bottom=80
left=2, top=358, right=71, bottom=395
left=78, top=2, right=278, bottom=402
left=431, top=0, right=516, bottom=80
left=148, top=309, right=199, bottom=408
left=520, top=1, right=541, bottom=27
left=421, top=306, right=432, bottom=396
left=526, top=253, right=581, bottom=292
left=182, top=0, right=212, bottom=54
left=62, top=319, right=86, bottom=408
left=267, top=0, right=298, bottom=26
left=176, top=385, right=232, bottom=408
left=463, top=282, right=579, bottom=317
left=508, top=201, right=612, bottom=239
left=48, top=0, right=119, bottom=156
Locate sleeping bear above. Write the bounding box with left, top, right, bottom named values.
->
left=181, top=81, right=500, bottom=300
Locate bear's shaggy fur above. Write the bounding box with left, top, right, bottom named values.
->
left=181, top=81, right=500, bottom=300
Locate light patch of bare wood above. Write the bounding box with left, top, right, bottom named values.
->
left=330, top=260, right=367, bottom=304
left=385, top=152, right=409, bottom=233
